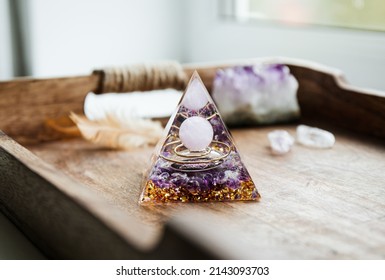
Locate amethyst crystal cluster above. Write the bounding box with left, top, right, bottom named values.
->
left=212, top=64, right=300, bottom=126
left=140, top=72, right=260, bottom=203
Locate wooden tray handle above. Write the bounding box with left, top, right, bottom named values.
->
left=92, top=61, right=188, bottom=94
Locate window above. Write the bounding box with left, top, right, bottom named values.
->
left=221, top=0, right=385, bottom=32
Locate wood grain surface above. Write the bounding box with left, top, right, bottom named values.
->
left=26, top=123, right=385, bottom=259
left=0, top=131, right=213, bottom=259
left=0, top=75, right=99, bottom=143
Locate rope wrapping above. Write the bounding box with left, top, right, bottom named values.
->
left=93, top=61, right=188, bottom=94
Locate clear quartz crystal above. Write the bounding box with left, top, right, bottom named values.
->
left=268, top=130, right=295, bottom=155
left=140, top=71, right=260, bottom=203
left=296, top=125, right=335, bottom=148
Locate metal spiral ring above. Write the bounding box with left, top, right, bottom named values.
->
left=160, top=140, right=231, bottom=165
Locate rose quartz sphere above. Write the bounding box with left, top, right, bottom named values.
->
left=179, top=116, right=214, bottom=151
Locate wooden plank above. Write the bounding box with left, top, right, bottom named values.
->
left=289, top=64, right=385, bottom=139
left=0, top=131, right=213, bottom=259
left=0, top=75, right=99, bottom=143
left=25, top=124, right=385, bottom=259
left=169, top=125, right=385, bottom=259
left=171, top=126, right=384, bottom=258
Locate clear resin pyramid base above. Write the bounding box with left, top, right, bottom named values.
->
left=140, top=72, right=260, bottom=204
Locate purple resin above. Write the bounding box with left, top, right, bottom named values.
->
left=148, top=102, right=254, bottom=193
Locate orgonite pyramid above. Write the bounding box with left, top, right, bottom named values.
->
left=140, top=71, right=260, bottom=203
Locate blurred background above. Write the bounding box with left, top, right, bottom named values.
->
left=0, top=0, right=385, bottom=90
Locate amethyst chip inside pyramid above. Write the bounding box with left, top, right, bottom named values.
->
left=140, top=71, right=260, bottom=203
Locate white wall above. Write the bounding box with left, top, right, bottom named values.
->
left=184, top=0, right=385, bottom=91
left=0, top=0, right=14, bottom=79
left=6, top=0, right=385, bottom=91
left=25, top=0, right=185, bottom=77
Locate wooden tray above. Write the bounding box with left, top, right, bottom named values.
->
left=1, top=59, right=384, bottom=259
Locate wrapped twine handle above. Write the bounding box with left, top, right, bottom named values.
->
left=92, top=61, right=188, bottom=94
